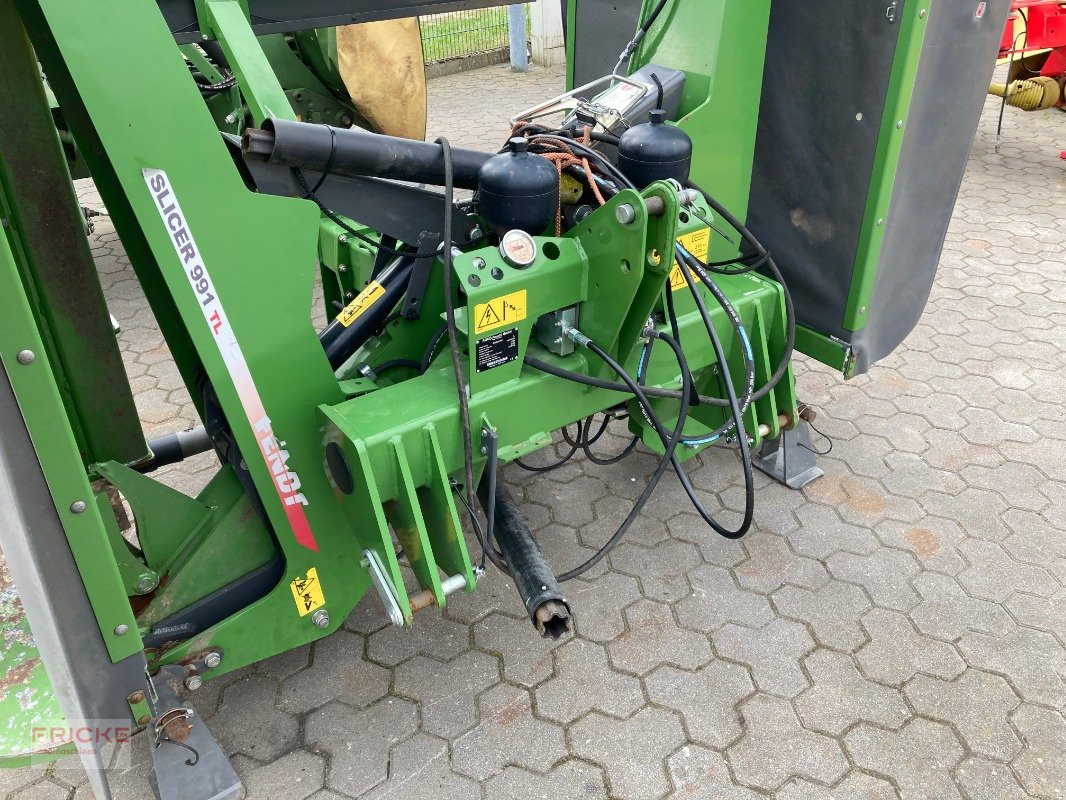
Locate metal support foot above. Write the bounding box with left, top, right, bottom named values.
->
left=754, top=420, right=824, bottom=490
left=149, top=667, right=243, bottom=800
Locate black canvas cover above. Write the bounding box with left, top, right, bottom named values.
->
left=568, top=0, right=1010, bottom=374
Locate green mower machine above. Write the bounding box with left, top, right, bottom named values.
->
left=0, top=0, right=1007, bottom=796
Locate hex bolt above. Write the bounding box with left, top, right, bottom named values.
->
left=920, top=9, right=927, bottom=18
left=135, top=575, right=156, bottom=593
left=184, top=675, right=203, bottom=691
left=203, top=652, right=222, bottom=670
left=338, top=264, right=348, bottom=273
left=678, top=189, right=700, bottom=206
left=70, top=500, right=88, bottom=514
left=615, top=204, right=636, bottom=225
left=127, top=690, right=145, bottom=704
left=473, top=257, right=487, bottom=270
left=896, top=120, right=904, bottom=129
left=114, top=624, right=129, bottom=636
left=311, top=609, right=330, bottom=629
left=876, top=218, right=885, bottom=227
left=339, top=235, right=349, bottom=245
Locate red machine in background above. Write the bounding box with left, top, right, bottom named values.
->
left=991, top=0, right=1065, bottom=153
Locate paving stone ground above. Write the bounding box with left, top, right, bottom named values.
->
left=4, top=62, right=1065, bottom=799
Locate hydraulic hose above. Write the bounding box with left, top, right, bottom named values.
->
left=556, top=330, right=692, bottom=580
left=685, top=180, right=795, bottom=402
left=319, top=255, right=416, bottom=370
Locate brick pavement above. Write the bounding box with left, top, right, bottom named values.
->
left=3, top=62, right=1064, bottom=799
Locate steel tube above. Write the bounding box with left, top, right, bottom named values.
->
left=245, top=118, right=492, bottom=190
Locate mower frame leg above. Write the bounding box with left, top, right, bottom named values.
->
left=754, top=421, right=824, bottom=490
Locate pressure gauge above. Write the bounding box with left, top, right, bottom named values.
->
left=499, top=229, right=538, bottom=269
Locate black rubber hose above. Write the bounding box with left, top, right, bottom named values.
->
left=372, top=359, right=421, bottom=376
left=524, top=354, right=734, bottom=408
left=438, top=137, right=507, bottom=572
left=319, top=256, right=416, bottom=370
left=556, top=330, right=690, bottom=580
left=685, top=180, right=795, bottom=402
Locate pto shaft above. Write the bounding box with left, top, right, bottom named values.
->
left=477, top=478, right=572, bottom=639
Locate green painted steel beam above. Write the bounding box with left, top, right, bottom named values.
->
left=200, top=0, right=295, bottom=125
left=844, top=1, right=932, bottom=331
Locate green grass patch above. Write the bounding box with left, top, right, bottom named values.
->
left=420, top=8, right=530, bottom=63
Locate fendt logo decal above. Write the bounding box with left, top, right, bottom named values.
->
left=144, top=169, right=319, bottom=552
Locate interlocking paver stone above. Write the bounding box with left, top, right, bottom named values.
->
left=904, top=669, right=1022, bottom=759
left=727, top=694, right=848, bottom=791
left=534, top=639, right=644, bottom=724
left=484, top=760, right=607, bottom=800
left=845, top=718, right=965, bottom=800
left=713, top=617, right=814, bottom=698
left=392, top=651, right=500, bottom=738
left=569, top=707, right=685, bottom=800
left=676, top=563, right=774, bottom=633
left=243, top=749, right=324, bottom=800
left=280, top=631, right=390, bottom=714
left=304, top=697, right=418, bottom=797
left=954, top=757, right=1030, bottom=800
left=795, top=649, right=910, bottom=736
left=608, top=599, right=712, bottom=676
left=957, top=624, right=1066, bottom=708
left=473, top=611, right=559, bottom=687
left=776, top=772, right=900, bottom=800
left=214, top=675, right=298, bottom=762
left=645, top=661, right=754, bottom=748
left=856, top=608, right=966, bottom=687
left=958, top=539, right=1059, bottom=602
left=367, top=610, right=470, bottom=667
left=733, top=533, right=829, bottom=595
left=609, top=539, right=701, bottom=602
left=772, top=580, right=871, bottom=651
left=565, top=572, right=643, bottom=643
left=908, top=571, right=1014, bottom=641
left=827, top=549, right=921, bottom=611
left=666, top=745, right=763, bottom=800
left=451, top=684, right=566, bottom=781
left=361, top=733, right=479, bottom=800
left=1010, top=703, right=1066, bottom=799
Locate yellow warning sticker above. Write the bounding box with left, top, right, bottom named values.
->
left=678, top=228, right=711, bottom=261
left=290, top=567, right=326, bottom=617
left=669, top=263, right=700, bottom=292
left=338, top=281, right=386, bottom=327
left=669, top=227, right=712, bottom=292
left=474, top=289, right=527, bottom=335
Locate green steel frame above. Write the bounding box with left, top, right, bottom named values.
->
left=0, top=0, right=798, bottom=775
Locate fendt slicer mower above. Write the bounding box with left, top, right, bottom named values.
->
left=0, top=0, right=1007, bottom=796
